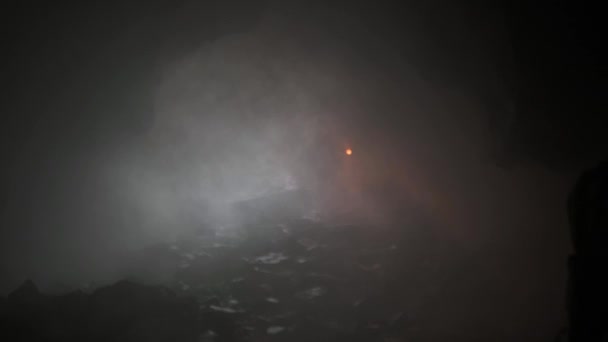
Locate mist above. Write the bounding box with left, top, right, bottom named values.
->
left=1, top=1, right=596, bottom=339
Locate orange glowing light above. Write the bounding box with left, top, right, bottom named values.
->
left=345, top=148, right=353, bottom=156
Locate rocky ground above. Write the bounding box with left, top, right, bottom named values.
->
left=1, top=212, right=469, bottom=341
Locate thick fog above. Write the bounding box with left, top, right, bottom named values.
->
left=1, top=1, right=588, bottom=338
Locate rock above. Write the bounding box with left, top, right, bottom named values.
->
left=295, top=286, right=327, bottom=300
left=7, top=279, right=40, bottom=303
left=0, top=279, right=200, bottom=342
left=247, top=252, right=289, bottom=265
left=266, top=297, right=280, bottom=303
left=267, top=325, right=285, bottom=334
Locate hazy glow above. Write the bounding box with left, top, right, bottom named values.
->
left=107, top=31, right=350, bottom=237
left=345, top=148, right=353, bottom=156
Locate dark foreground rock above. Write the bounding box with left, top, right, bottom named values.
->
left=0, top=280, right=200, bottom=342
left=0, top=212, right=466, bottom=341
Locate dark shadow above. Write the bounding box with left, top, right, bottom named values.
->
left=567, top=160, right=608, bottom=341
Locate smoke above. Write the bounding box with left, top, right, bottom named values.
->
left=0, top=8, right=575, bottom=339
left=108, top=29, right=329, bottom=237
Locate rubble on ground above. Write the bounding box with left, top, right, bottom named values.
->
left=0, top=279, right=200, bottom=342
left=1, top=213, right=458, bottom=341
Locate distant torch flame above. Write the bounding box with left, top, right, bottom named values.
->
left=345, top=148, right=353, bottom=156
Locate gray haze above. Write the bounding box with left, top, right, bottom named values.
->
left=1, top=1, right=595, bottom=339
